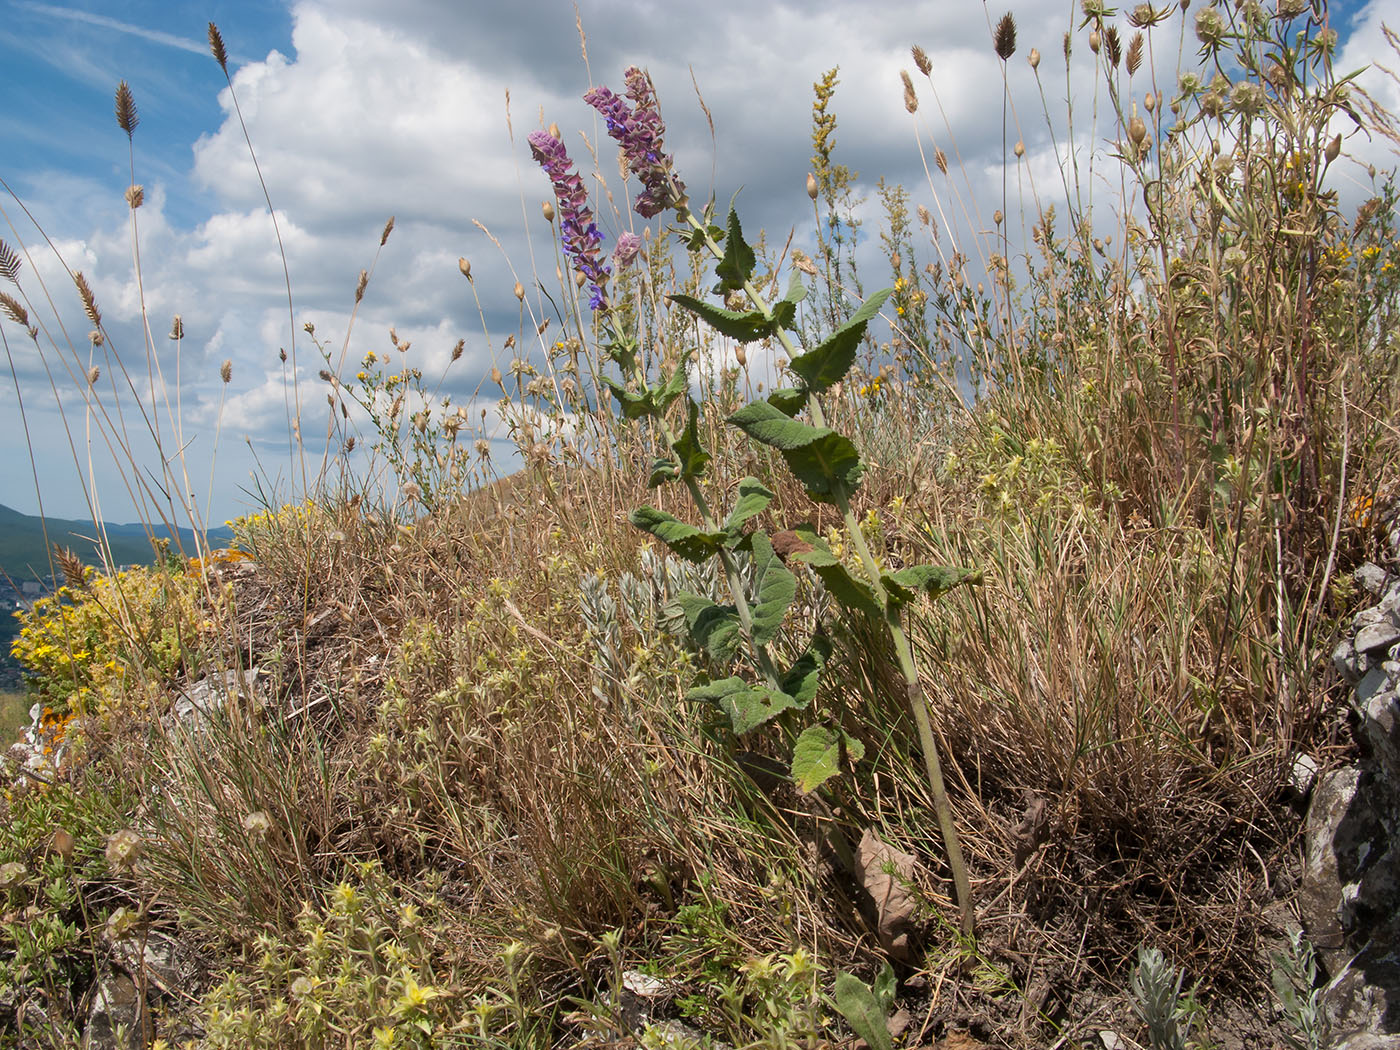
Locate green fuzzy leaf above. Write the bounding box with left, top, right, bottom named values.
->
left=872, top=962, right=897, bottom=1013
left=716, top=201, right=756, bottom=291
left=602, top=375, right=656, bottom=421
left=672, top=591, right=744, bottom=661
left=766, top=387, right=808, bottom=417
left=771, top=298, right=798, bottom=332
left=832, top=972, right=893, bottom=1050
left=791, top=725, right=865, bottom=794
left=671, top=398, right=711, bottom=481
left=685, top=221, right=724, bottom=253
left=781, top=639, right=828, bottom=705
left=749, top=532, right=796, bottom=647
left=688, top=677, right=800, bottom=734
left=727, top=401, right=863, bottom=502
left=629, top=507, right=726, bottom=563
left=647, top=457, right=678, bottom=487
left=787, top=288, right=893, bottom=393
left=785, top=523, right=881, bottom=618
left=669, top=294, right=776, bottom=343
left=722, top=476, right=774, bottom=540
left=882, top=564, right=980, bottom=607
left=656, top=358, right=690, bottom=413
left=783, top=268, right=808, bottom=306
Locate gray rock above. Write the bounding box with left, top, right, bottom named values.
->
left=1330, top=1035, right=1400, bottom=1050
left=1357, top=621, right=1400, bottom=656
left=171, top=668, right=263, bottom=728
left=82, top=972, right=144, bottom=1050
left=1359, top=667, right=1395, bottom=710
left=109, top=930, right=199, bottom=996
left=1324, top=916, right=1400, bottom=1040
left=1301, top=769, right=1389, bottom=971
left=1356, top=563, right=1395, bottom=598
left=1337, top=639, right=1365, bottom=684
left=1292, top=753, right=1321, bottom=797
left=1359, top=690, right=1400, bottom=782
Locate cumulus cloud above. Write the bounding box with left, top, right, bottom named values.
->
left=5, top=0, right=1400, bottom=522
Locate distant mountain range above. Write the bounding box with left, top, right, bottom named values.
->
left=0, top=503, right=234, bottom=582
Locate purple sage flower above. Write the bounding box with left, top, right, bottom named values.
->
left=613, top=231, right=643, bottom=268
left=583, top=67, right=688, bottom=219
left=528, top=128, right=610, bottom=310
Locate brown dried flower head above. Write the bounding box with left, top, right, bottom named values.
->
left=901, top=70, right=918, bottom=113
left=169, top=315, right=184, bottom=340
left=542, top=199, right=556, bottom=222
left=1029, top=47, right=1041, bottom=70
left=1126, top=32, right=1143, bottom=74
left=74, top=272, right=101, bottom=327
left=994, top=12, right=1017, bottom=60
left=935, top=147, right=948, bottom=175
left=0, top=240, right=19, bottom=283
left=0, top=292, right=27, bottom=327
left=380, top=215, right=395, bottom=245
left=125, top=184, right=144, bottom=209
left=458, top=257, right=472, bottom=279
left=1104, top=26, right=1122, bottom=67
left=87, top=366, right=100, bottom=385
left=208, top=23, right=228, bottom=73
left=912, top=44, right=931, bottom=76
left=114, top=81, right=139, bottom=138
left=806, top=172, right=818, bottom=200
left=220, top=359, right=232, bottom=383
left=355, top=269, right=368, bottom=303
left=105, top=829, right=142, bottom=870
left=451, top=338, right=464, bottom=362
left=513, top=281, right=525, bottom=301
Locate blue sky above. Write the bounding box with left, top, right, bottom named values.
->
left=1, top=0, right=1396, bottom=527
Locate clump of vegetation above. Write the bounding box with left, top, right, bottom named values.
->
left=0, top=3, right=1395, bottom=1048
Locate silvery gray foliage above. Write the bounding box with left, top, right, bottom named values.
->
left=580, top=572, right=626, bottom=703
left=1271, top=930, right=1328, bottom=1050
left=1130, top=946, right=1199, bottom=1050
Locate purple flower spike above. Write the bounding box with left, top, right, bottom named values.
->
left=528, top=128, right=610, bottom=310
left=613, top=231, right=643, bottom=268
left=584, top=67, right=687, bottom=219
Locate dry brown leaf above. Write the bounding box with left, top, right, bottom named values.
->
left=856, top=827, right=919, bottom=959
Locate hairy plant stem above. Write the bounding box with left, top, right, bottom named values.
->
left=681, top=208, right=976, bottom=937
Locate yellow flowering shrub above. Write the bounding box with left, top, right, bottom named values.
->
left=9, top=564, right=207, bottom=716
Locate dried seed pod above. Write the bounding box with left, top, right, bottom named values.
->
left=1145, top=91, right=1156, bottom=112
left=1015, top=140, right=1025, bottom=158
left=1089, top=30, right=1101, bottom=53
left=1129, top=115, right=1147, bottom=146
left=542, top=200, right=555, bottom=222
left=513, top=281, right=525, bottom=301
left=807, top=172, right=818, bottom=200
left=1029, top=47, right=1041, bottom=70
left=458, top=257, right=472, bottom=279
left=1325, top=133, right=1341, bottom=164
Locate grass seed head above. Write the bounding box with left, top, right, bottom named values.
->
left=114, top=81, right=138, bottom=138
left=994, top=12, right=1018, bottom=60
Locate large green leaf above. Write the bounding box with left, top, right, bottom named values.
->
left=727, top=401, right=863, bottom=503
left=766, top=387, right=807, bottom=417
left=781, top=640, right=827, bottom=705
left=749, top=532, right=796, bottom=647
left=672, top=591, right=744, bottom=661
left=670, top=295, right=776, bottom=343
left=787, top=288, right=893, bottom=393
left=629, top=507, right=726, bottom=563
left=716, top=201, right=756, bottom=291
left=881, top=563, right=980, bottom=608
left=688, top=677, right=801, bottom=734
left=791, top=725, right=866, bottom=794
left=783, top=523, right=881, bottom=617
left=722, top=476, right=774, bottom=540
left=782, top=268, right=808, bottom=306
left=600, top=359, right=687, bottom=421
left=832, top=971, right=893, bottom=1050
left=671, top=398, right=711, bottom=481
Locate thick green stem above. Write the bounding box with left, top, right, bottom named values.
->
left=681, top=208, right=976, bottom=937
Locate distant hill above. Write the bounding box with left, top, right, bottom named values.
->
left=0, top=503, right=233, bottom=582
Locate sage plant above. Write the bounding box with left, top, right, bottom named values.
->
left=534, top=68, right=978, bottom=936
